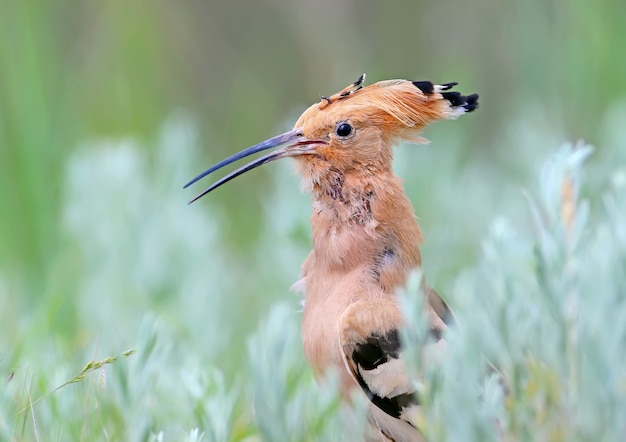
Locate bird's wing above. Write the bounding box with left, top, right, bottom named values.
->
left=339, top=289, right=452, bottom=441
left=424, top=284, right=455, bottom=340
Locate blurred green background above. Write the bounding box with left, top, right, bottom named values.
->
left=1, top=0, right=625, bottom=439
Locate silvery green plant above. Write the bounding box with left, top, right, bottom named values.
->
left=400, top=142, right=626, bottom=441
left=248, top=302, right=368, bottom=441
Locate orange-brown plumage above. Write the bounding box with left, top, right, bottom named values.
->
left=186, top=74, right=478, bottom=441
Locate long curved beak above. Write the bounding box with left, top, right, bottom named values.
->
left=184, top=128, right=321, bottom=204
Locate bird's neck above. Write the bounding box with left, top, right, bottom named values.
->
left=305, top=167, right=423, bottom=290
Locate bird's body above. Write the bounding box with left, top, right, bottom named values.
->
left=186, top=75, right=478, bottom=441
left=298, top=171, right=422, bottom=383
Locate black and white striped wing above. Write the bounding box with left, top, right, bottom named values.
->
left=339, top=300, right=424, bottom=441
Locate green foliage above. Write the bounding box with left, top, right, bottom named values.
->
left=399, top=143, right=626, bottom=441
left=2, top=114, right=625, bottom=440
left=248, top=303, right=367, bottom=441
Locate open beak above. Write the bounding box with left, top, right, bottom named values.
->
left=184, top=128, right=322, bottom=204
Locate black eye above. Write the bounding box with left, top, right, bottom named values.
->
left=336, top=122, right=353, bottom=137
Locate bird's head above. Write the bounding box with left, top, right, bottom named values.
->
left=185, top=74, right=478, bottom=203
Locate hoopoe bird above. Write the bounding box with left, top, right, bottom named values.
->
left=185, top=74, right=478, bottom=441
